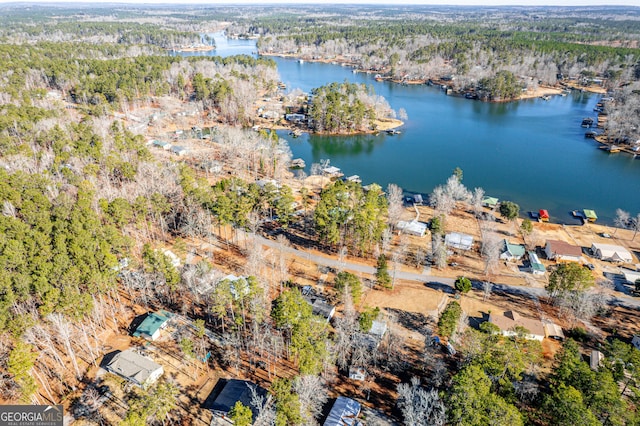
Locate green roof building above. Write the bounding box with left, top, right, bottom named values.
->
left=133, top=310, right=172, bottom=341
left=500, top=240, right=526, bottom=261
left=482, top=196, right=499, bottom=208
left=583, top=209, right=598, bottom=222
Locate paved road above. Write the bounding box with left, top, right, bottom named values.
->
left=248, top=232, right=640, bottom=310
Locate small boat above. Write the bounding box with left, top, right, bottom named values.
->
left=298, top=59, right=304, bottom=64
left=540, top=95, right=551, bottom=101
left=585, top=131, right=598, bottom=138
left=386, top=129, right=401, bottom=135
left=608, top=145, right=621, bottom=153
left=288, top=129, right=302, bottom=138
left=374, top=74, right=383, bottom=81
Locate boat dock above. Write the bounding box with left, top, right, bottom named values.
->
left=290, top=158, right=306, bottom=169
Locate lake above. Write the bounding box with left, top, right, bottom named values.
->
left=179, top=34, right=640, bottom=225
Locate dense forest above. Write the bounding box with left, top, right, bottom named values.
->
left=0, top=4, right=640, bottom=425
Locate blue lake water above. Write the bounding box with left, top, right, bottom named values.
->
left=178, top=34, right=640, bottom=225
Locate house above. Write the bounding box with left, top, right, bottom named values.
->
left=445, top=232, right=474, bottom=251
left=323, top=166, right=343, bottom=178
left=369, top=320, right=387, bottom=339
left=590, top=350, right=604, bottom=371
left=323, top=396, right=362, bottom=426
left=482, top=196, right=499, bottom=209
left=133, top=310, right=172, bottom=341
left=590, top=243, right=633, bottom=263
left=285, top=113, right=306, bottom=122
left=622, top=269, right=640, bottom=285
left=303, top=295, right=336, bottom=322
left=103, top=350, right=163, bottom=388
left=544, top=240, right=583, bottom=263
left=161, top=249, right=181, bottom=267
left=255, top=178, right=281, bottom=190
left=488, top=311, right=546, bottom=341
left=543, top=322, right=565, bottom=340
left=170, top=145, right=188, bottom=156
left=205, top=379, right=267, bottom=423
left=397, top=220, right=428, bottom=237
left=500, top=240, right=526, bottom=262
left=219, top=274, right=250, bottom=300
left=153, top=140, right=172, bottom=150
left=528, top=251, right=546, bottom=275
left=348, top=367, right=366, bottom=381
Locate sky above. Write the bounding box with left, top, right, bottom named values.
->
left=1, top=0, right=639, bottom=5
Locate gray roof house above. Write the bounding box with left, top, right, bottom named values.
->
left=323, top=396, right=362, bottom=426
left=445, top=232, right=474, bottom=251
left=104, top=349, right=163, bottom=388
left=205, top=379, right=267, bottom=423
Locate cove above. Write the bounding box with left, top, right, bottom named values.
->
left=179, top=34, right=640, bottom=225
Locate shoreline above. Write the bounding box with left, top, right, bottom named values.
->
left=257, top=117, right=404, bottom=137
left=260, top=51, right=606, bottom=101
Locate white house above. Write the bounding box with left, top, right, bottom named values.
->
left=397, top=220, right=428, bottom=237
left=528, top=251, right=546, bottom=275
left=500, top=240, right=526, bottom=262
left=445, top=232, right=474, bottom=251
left=591, top=243, right=633, bottom=263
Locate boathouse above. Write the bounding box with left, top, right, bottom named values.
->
left=539, top=209, right=550, bottom=222
left=482, top=196, right=499, bottom=209
left=583, top=209, right=598, bottom=222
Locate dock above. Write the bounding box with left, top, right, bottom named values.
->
left=290, top=158, right=306, bottom=169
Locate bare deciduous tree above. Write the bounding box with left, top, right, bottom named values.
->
left=471, top=187, right=485, bottom=218
left=614, top=208, right=630, bottom=234
left=386, top=183, right=404, bottom=227
left=397, top=377, right=446, bottom=426
left=483, top=281, right=493, bottom=302
left=432, top=236, right=448, bottom=269
left=293, top=375, right=328, bottom=425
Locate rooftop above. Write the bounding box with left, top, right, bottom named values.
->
left=546, top=240, right=582, bottom=257
left=503, top=240, right=526, bottom=257
left=323, top=396, right=362, bottom=426
left=489, top=310, right=545, bottom=338
left=205, top=379, right=267, bottom=418
left=104, top=350, right=163, bottom=386
left=445, top=232, right=474, bottom=250
left=133, top=310, right=172, bottom=340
